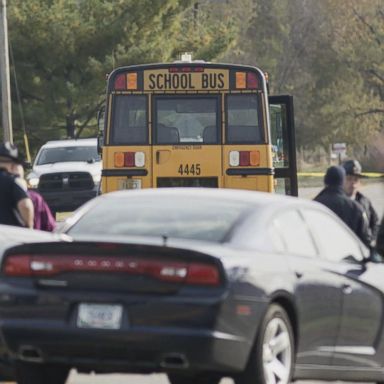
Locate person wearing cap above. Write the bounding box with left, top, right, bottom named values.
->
left=342, top=159, right=379, bottom=245
left=0, top=141, right=34, bottom=228
left=314, top=165, right=371, bottom=247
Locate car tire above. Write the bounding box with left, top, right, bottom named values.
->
left=15, top=361, right=69, bottom=384
left=167, top=372, right=221, bottom=384
left=235, top=304, right=294, bottom=384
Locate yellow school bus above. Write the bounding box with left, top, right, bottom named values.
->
left=99, top=57, right=298, bottom=195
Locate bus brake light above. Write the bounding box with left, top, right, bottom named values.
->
left=239, top=151, right=250, bottom=166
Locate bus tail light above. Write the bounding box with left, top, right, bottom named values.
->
left=114, top=152, right=145, bottom=168
left=229, top=151, right=260, bottom=167
left=240, top=151, right=250, bottom=166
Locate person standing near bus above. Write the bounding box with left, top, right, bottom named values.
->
left=342, top=159, right=379, bottom=246
left=14, top=164, right=56, bottom=232
left=314, top=165, right=371, bottom=247
left=0, top=142, right=34, bottom=228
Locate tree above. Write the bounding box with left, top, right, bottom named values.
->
left=8, top=0, right=235, bottom=154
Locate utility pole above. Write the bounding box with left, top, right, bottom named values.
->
left=0, top=0, right=12, bottom=143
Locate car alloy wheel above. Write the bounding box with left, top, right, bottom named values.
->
left=262, top=315, right=292, bottom=384
left=235, top=304, right=294, bottom=384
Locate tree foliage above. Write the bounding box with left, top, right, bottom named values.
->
left=7, top=0, right=235, bottom=154
left=3, top=0, right=383, bottom=167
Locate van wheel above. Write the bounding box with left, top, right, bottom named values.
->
left=167, top=373, right=221, bottom=384
left=235, top=304, right=294, bottom=384
left=15, top=361, right=69, bottom=384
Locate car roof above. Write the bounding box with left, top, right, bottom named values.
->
left=91, top=187, right=321, bottom=212
left=40, top=138, right=97, bottom=149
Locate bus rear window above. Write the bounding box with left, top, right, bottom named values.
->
left=226, top=94, right=264, bottom=144
left=111, top=95, right=148, bottom=145
left=155, top=97, right=219, bottom=144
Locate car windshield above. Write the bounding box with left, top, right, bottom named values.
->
left=36, top=146, right=101, bottom=165
left=66, top=196, right=250, bottom=242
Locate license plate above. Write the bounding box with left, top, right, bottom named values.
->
left=118, top=179, right=142, bottom=190
left=77, top=303, right=123, bottom=330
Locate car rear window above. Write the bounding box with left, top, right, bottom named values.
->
left=66, top=196, right=249, bottom=242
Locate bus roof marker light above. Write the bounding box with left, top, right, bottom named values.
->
left=127, top=73, right=137, bottom=90
left=236, top=72, right=246, bottom=89
left=247, top=72, right=259, bottom=89
left=135, top=152, right=145, bottom=167
left=229, top=151, right=240, bottom=167
left=114, top=73, right=127, bottom=90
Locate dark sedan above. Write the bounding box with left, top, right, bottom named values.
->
left=1, top=188, right=384, bottom=384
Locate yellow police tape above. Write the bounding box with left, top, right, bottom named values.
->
left=298, top=172, right=384, bottom=178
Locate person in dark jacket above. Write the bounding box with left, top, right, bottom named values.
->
left=342, top=159, right=379, bottom=246
left=376, top=216, right=384, bottom=257
left=314, top=165, right=371, bottom=247
left=0, top=142, right=34, bottom=228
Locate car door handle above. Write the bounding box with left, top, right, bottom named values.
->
left=343, top=284, right=352, bottom=295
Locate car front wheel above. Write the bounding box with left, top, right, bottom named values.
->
left=15, top=361, right=69, bottom=384
left=235, top=304, right=294, bottom=384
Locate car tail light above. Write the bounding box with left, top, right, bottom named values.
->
left=3, top=255, right=220, bottom=286
left=229, top=151, right=260, bottom=167
left=114, top=151, right=145, bottom=168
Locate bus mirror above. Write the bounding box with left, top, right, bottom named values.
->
left=97, top=105, right=106, bottom=132
left=97, top=133, right=103, bottom=155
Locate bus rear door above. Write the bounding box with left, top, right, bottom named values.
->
left=269, top=95, right=298, bottom=196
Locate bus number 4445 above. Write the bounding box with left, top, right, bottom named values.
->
left=178, top=164, right=201, bottom=176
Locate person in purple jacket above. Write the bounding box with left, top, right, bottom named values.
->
left=14, top=164, right=56, bottom=232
